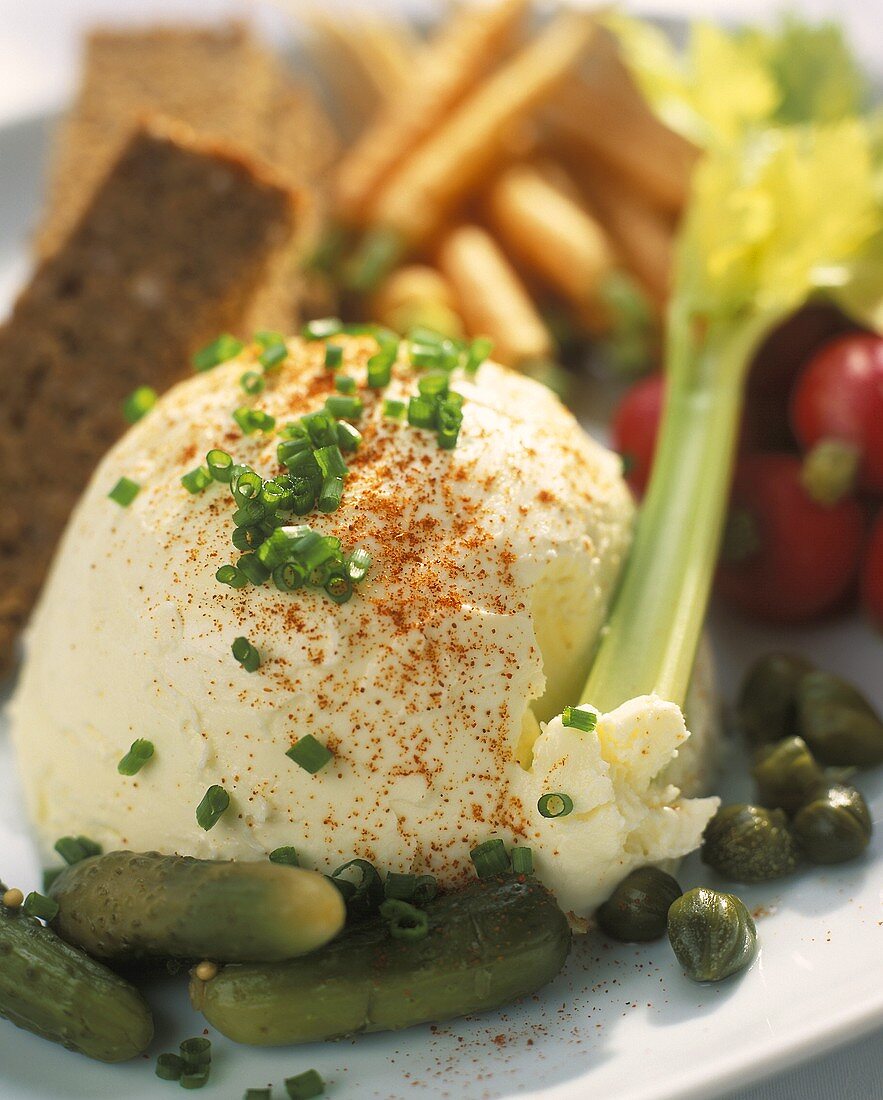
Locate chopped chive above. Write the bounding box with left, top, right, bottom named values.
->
left=232, top=636, right=261, bottom=672
left=206, top=448, right=234, bottom=483
left=245, top=1090, right=271, bottom=1100
left=562, top=706, right=597, bottom=733
left=155, top=1053, right=184, bottom=1081
left=54, top=836, right=101, bottom=865
left=285, top=1068, right=325, bottom=1099
left=510, top=847, right=534, bottom=875
left=324, top=394, right=363, bottom=420
left=180, top=1037, right=212, bottom=1067
left=273, top=561, right=307, bottom=592
left=324, top=571, right=353, bottom=604
left=196, top=785, right=230, bottom=831
left=233, top=407, right=276, bottom=435
left=216, top=564, right=249, bottom=588
left=314, top=445, right=348, bottom=479
left=334, top=372, right=355, bottom=393
left=237, top=553, right=270, bottom=585
left=254, top=329, right=285, bottom=350
left=345, top=546, right=372, bottom=583
left=180, top=1070, right=211, bottom=1089
left=240, top=370, right=266, bottom=395
left=345, top=225, right=405, bottom=294
left=380, top=898, right=429, bottom=941
left=384, top=872, right=417, bottom=900
left=257, top=526, right=304, bottom=568
left=383, top=398, right=406, bottom=420
left=231, top=468, right=264, bottom=504
left=22, top=891, right=59, bottom=922
left=181, top=466, right=212, bottom=494
left=108, top=476, right=140, bottom=507
left=324, top=343, right=344, bottom=369
left=367, top=341, right=398, bottom=389
left=318, top=475, right=344, bottom=513
left=117, top=738, right=155, bottom=776
left=259, top=342, right=288, bottom=372
left=418, top=371, right=449, bottom=399
left=122, top=385, right=157, bottom=423
left=331, top=859, right=384, bottom=916
left=335, top=421, right=362, bottom=453
left=302, top=317, right=343, bottom=341
left=465, top=336, right=493, bottom=374
left=470, top=838, right=510, bottom=879
left=407, top=396, right=436, bottom=429
left=537, top=792, right=574, bottom=819
left=269, top=846, right=300, bottom=866
left=193, top=333, right=243, bottom=372
left=286, top=734, right=333, bottom=774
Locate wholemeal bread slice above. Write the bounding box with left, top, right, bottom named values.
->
left=0, top=117, right=297, bottom=674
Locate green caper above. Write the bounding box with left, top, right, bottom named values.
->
left=792, top=783, right=872, bottom=864
left=701, top=804, right=799, bottom=883
left=752, top=736, right=825, bottom=815
left=667, top=887, right=757, bottom=982
left=737, top=653, right=814, bottom=747
left=596, top=867, right=683, bottom=942
left=796, top=670, right=883, bottom=767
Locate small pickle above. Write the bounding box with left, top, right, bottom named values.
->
left=596, top=867, right=683, bottom=942
left=701, top=804, right=800, bottom=883
left=737, top=653, right=813, bottom=747
left=793, top=783, right=872, bottom=864
left=752, top=736, right=825, bottom=815
left=667, top=887, right=757, bottom=982
left=796, top=670, right=883, bottom=767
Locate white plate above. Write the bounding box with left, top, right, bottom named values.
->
left=1, top=94, right=882, bottom=1100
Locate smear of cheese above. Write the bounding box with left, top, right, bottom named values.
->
left=9, top=336, right=716, bottom=918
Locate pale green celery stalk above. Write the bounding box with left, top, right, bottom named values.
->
left=581, top=308, right=773, bottom=713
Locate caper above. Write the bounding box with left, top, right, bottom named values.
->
left=737, top=653, right=814, bottom=747
left=792, top=783, right=872, bottom=865
left=596, top=867, right=683, bottom=942
left=667, top=887, right=757, bottom=983
left=752, top=736, right=825, bottom=815
left=796, top=670, right=883, bottom=767
left=701, top=804, right=799, bottom=882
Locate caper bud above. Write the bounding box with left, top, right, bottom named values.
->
left=796, top=670, right=883, bottom=767
left=737, top=653, right=814, bottom=747
left=667, top=887, right=757, bottom=982
left=701, top=804, right=799, bottom=882
left=596, top=867, right=683, bottom=942
left=752, top=736, right=824, bottom=815
left=793, top=783, right=872, bottom=864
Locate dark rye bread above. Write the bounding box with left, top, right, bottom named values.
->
left=0, top=118, right=297, bottom=674
left=35, top=23, right=338, bottom=275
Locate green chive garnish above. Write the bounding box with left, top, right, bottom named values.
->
left=269, top=846, right=300, bottom=866
left=562, top=706, right=597, bottom=733
left=367, top=341, right=398, bottom=388
left=465, top=335, right=493, bottom=374
left=233, top=407, right=276, bottom=434
left=284, top=1068, right=325, bottom=1099
left=181, top=466, right=212, bottom=494
left=54, top=836, right=101, bottom=865
left=108, top=476, right=140, bottom=507
left=193, top=333, right=243, bottom=372
left=314, top=445, right=348, bottom=479
left=259, top=342, right=288, bottom=372
left=117, top=738, right=155, bottom=776
left=318, top=475, right=344, bottom=514
left=238, top=553, right=271, bottom=585
left=407, top=396, right=435, bottom=429
left=122, top=385, right=157, bottom=423
left=240, top=370, right=266, bottom=395
left=325, top=343, right=344, bottom=369
left=537, top=792, right=574, bottom=818
left=335, top=421, right=362, bottom=453
left=196, top=785, right=230, bottom=831
left=302, top=317, right=343, bottom=341
left=383, top=398, right=406, bottom=419
left=206, top=449, right=234, bottom=483
left=180, top=1037, right=211, bottom=1067
left=384, top=872, right=437, bottom=904
left=245, top=1090, right=271, bottom=1100
left=346, top=547, right=372, bottom=583
left=22, top=891, right=59, bottom=922
left=216, top=564, right=248, bottom=588
left=180, top=1070, right=210, bottom=1089
left=324, top=394, right=363, bottom=420
left=334, top=372, right=355, bottom=393
left=286, top=734, right=333, bottom=774
left=155, top=1053, right=184, bottom=1081
left=470, top=838, right=510, bottom=878
left=254, top=329, right=285, bottom=350
left=380, top=898, right=429, bottom=941
left=510, top=847, right=534, bottom=874
left=232, top=636, right=261, bottom=672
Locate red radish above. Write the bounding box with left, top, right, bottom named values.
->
left=791, top=333, right=883, bottom=494
left=716, top=453, right=864, bottom=624
left=612, top=374, right=663, bottom=496
left=861, top=512, right=883, bottom=630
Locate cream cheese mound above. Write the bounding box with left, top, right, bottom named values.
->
left=10, top=335, right=716, bottom=918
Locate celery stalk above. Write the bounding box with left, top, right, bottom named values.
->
left=581, top=120, right=881, bottom=714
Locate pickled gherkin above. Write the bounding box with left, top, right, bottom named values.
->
left=191, top=876, right=571, bottom=1044
left=49, top=851, right=345, bottom=962
left=0, top=883, right=153, bottom=1061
